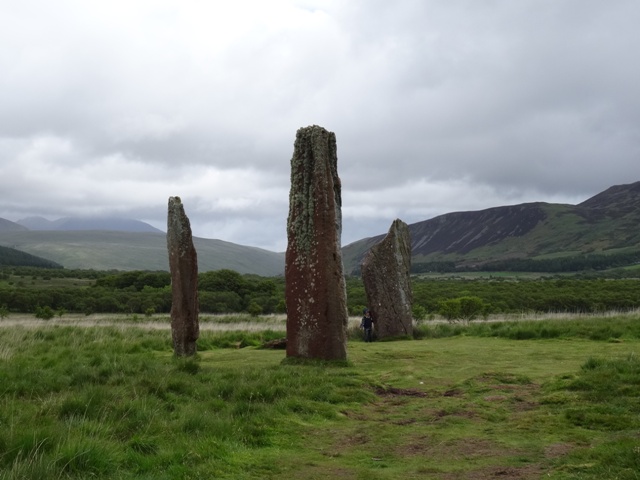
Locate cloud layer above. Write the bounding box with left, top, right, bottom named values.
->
left=1, top=0, right=638, bottom=251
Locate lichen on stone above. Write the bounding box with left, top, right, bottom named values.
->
left=361, top=218, right=413, bottom=339
left=285, top=125, right=348, bottom=361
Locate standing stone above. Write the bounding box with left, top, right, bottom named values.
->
left=285, top=125, right=348, bottom=360
left=167, top=196, right=199, bottom=356
left=361, top=218, right=413, bottom=339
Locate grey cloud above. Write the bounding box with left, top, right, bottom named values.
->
left=1, top=1, right=639, bottom=251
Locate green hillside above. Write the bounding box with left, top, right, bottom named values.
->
left=343, top=182, right=640, bottom=274
left=3, top=181, right=639, bottom=275
left=0, top=245, right=62, bottom=268
left=0, top=231, right=284, bottom=276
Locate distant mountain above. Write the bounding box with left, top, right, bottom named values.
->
left=342, top=181, right=640, bottom=274
left=0, top=218, right=29, bottom=232
left=17, top=216, right=162, bottom=233
left=14, top=216, right=52, bottom=230
left=3, top=181, right=639, bottom=275
left=0, top=230, right=284, bottom=276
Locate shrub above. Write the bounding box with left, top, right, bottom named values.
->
left=247, top=302, right=263, bottom=317
left=438, top=296, right=488, bottom=324
left=412, top=304, right=427, bottom=323
left=35, top=306, right=55, bottom=320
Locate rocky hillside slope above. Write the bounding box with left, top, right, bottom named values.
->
left=342, top=181, right=640, bottom=274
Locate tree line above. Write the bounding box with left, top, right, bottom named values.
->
left=411, top=277, right=640, bottom=314
left=0, top=268, right=284, bottom=316
left=1, top=267, right=640, bottom=317
left=412, top=250, right=640, bottom=274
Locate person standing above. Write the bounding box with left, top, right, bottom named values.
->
left=361, top=308, right=374, bottom=342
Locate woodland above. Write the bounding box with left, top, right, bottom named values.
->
left=1, top=266, right=640, bottom=319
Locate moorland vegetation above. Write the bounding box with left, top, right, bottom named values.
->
left=1, top=267, right=640, bottom=320
left=2, top=245, right=640, bottom=477
left=1, top=315, right=640, bottom=478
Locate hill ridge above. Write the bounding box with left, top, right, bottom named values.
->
left=2, top=181, right=639, bottom=274
left=0, top=230, right=284, bottom=275
left=16, top=216, right=162, bottom=233
left=342, top=181, right=640, bottom=274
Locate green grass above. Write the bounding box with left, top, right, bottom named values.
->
left=414, top=315, right=640, bottom=342
left=1, top=318, right=640, bottom=479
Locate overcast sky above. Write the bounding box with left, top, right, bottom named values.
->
left=1, top=1, right=639, bottom=251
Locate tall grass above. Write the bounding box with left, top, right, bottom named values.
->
left=0, top=326, right=368, bottom=479
left=2, top=318, right=640, bottom=478
left=414, top=314, right=640, bottom=341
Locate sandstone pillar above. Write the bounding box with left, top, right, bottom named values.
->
left=167, top=196, right=199, bottom=356
left=361, top=218, right=413, bottom=339
left=285, top=125, right=348, bottom=360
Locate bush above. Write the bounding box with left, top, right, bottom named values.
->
left=458, top=296, right=487, bottom=323
left=438, top=296, right=488, bottom=324
left=412, top=304, right=427, bottom=323
left=247, top=302, right=263, bottom=317
left=438, top=298, right=461, bottom=323
left=35, top=306, right=55, bottom=320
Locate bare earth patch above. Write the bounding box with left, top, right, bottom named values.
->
left=544, top=443, right=575, bottom=458
left=438, top=464, right=544, bottom=479
left=374, top=385, right=430, bottom=397
left=344, top=375, right=557, bottom=478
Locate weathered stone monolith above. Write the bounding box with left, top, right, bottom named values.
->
left=167, top=196, right=199, bottom=356
left=361, top=218, right=413, bottom=339
left=285, top=125, right=348, bottom=360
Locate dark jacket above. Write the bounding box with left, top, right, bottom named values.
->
left=361, top=314, right=373, bottom=329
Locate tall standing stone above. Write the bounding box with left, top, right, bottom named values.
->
left=167, top=196, right=199, bottom=356
left=285, top=125, right=348, bottom=360
left=361, top=218, right=413, bottom=339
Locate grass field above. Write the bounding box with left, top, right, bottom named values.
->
left=1, top=315, right=640, bottom=479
